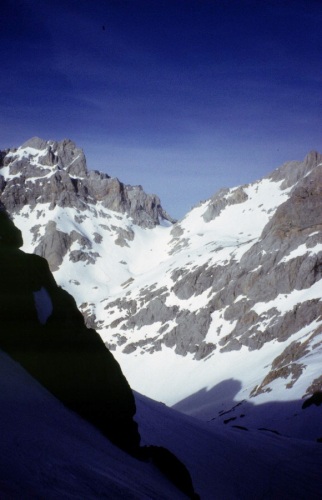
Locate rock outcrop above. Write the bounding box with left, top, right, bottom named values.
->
left=0, top=209, right=140, bottom=454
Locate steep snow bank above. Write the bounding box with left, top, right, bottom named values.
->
left=1, top=349, right=322, bottom=499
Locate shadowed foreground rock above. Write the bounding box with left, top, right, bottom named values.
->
left=0, top=209, right=140, bottom=454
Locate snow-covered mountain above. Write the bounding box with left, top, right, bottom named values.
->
left=1, top=137, right=322, bottom=440
left=2, top=208, right=321, bottom=499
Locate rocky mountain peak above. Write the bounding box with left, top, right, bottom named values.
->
left=0, top=137, right=175, bottom=227
left=268, top=150, right=322, bottom=189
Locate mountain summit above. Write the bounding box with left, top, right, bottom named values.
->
left=0, top=136, right=175, bottom=226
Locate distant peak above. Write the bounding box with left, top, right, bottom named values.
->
left=304, top=150, right=322, bottom=167
left=20, top=137, right=49, bottom=150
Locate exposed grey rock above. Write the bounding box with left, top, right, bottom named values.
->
left=202, top=186, right=248, bottom=222
left=304, top=373, right=322, bottom=397
left=170, top=223, right=184, bottom=237
left=30, top=224, right=42, bottom=243
left=112, top=225, right=135, bottom=247
left=250, top=326, right=322, bottom=397
left=93, top=232, right=103, bottom=244
left=0, top=175, right=6, bottom=191
left=269, top=150, right=322, bottom=189
left=74, top=214, right=88, bottom=224
left=262, top=164, right=322, bottom=241
left=0, top=150, right=7, bottom=166
left=171, top=263, right=216, bottom=300
left=79, top=302, right=104, bottom=330
left=125, top=295, right=174, bottom=330
left=9, top=157, right=35, bottom=175
left=169, top=237, right=190, bottom=255
left=69, top=250, right=100, bottom=265
left=20, top=137, right=48, bottom=150
left=53, top=138, right=87, bottom=177
left=34, top=221, right=72, bottom=271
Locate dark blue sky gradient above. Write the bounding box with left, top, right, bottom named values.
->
left=1, top=0, right=321, bottom=218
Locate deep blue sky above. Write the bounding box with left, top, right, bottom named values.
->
left=1, top=0, right=321, bottom=219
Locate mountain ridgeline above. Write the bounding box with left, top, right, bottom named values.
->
left=0, top=137, right=175, bottom=227
left=0, top=137, right=321, bottom=434
left=0, top=137, right=174, bottom=271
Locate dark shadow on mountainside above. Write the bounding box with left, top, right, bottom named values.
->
left=172, top=379, right=322, bottom=442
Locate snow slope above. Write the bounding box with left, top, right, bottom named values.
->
left=2, top=349, right=322, bottom=499
left=0, top=349, right=186, bottom=499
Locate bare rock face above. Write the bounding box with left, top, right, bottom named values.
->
left=203, top=186, right=248, bottom=222
left=263, top=159, right=322, bottom=240
left=34, top=221, right=73, bottom=271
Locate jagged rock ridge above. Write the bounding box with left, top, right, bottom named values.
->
left=0, top=137, right=175, bottom=272
left=0, top=136, right=174, bottom=222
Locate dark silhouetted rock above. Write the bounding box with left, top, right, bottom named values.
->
left=302, top=392, right=322, bottom=409
left=143, top=445, right=200, bottom=499
left=0, top=210, right=140, bottom=455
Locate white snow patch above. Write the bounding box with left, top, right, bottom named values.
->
left=279, top=242, right=322, bottom=264
left=251, top=280, right=322, bottom=316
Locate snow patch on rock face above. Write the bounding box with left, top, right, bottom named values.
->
left=33, top=286, right=53, bottom=324
left=251, top=280, right=322, bottom=316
